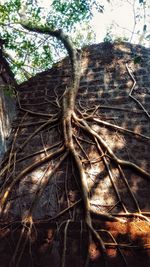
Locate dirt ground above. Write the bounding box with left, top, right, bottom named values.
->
left=0, top=220, right=149, bottom=267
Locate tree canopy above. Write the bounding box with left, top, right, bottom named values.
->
left=0, top=0, right=106, bottom=82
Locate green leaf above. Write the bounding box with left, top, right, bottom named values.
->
left=146, top=34, right=150, bottom=40
left=134, top=56, right=142, bottom=64
left=143, top=24, right=147, bottom=32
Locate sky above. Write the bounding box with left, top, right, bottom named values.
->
left=91, top=0, right=134, bottom=42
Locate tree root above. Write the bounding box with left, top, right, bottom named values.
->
left=62, top=220, right=71, bottom=267
left=0, top=141, right=62, bottom=178
left=92, top=117, right=150, bottom=141
left=100, top=229, right=129, bottom=267
left=11, top=215, right=33, bottom=267
left=111, top=212, right=150, bottom=222
left=118, top=165, right=141, bottom=213
left=73, top=114, right=150, bottom=180
left=25, top=151, right=68, bottom=219
left=126, top=64, right=150, bottom=119
left=94, top=137, right=128, bottom=213
left=0, top=146, right=65, bottom=209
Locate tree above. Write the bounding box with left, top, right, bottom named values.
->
left=0, top=1, right=150, bottom=266
left=0, top=0, right=104, bottom=81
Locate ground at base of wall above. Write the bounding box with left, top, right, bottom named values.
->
left=0, top=220, right=149, bottom=267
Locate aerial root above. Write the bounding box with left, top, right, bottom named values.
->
left=99, top=229, right=129, bottom=267
left=0, top=146, right=65, bottom=211
left=11, top=215, right=33, bottom=267
left=73, top=112, right=150, bottom=181
left=1, top=106, right=150, bottom=266
left=24, top=151, right=69, bottom=218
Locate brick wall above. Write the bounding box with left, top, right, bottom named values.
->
left=5, top=42, right=149, bottom=219
left=1, top=41, right=150, bottom=267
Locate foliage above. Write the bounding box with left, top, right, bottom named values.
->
left=103, top=27, right=113, bottom=43
left=3, top=85, right=15, bottom=98
left=0, top=0, right=104, bottom=82
left=103, top=25, right=129, bottom=43
left=134, top=55, right=142, bottom=64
